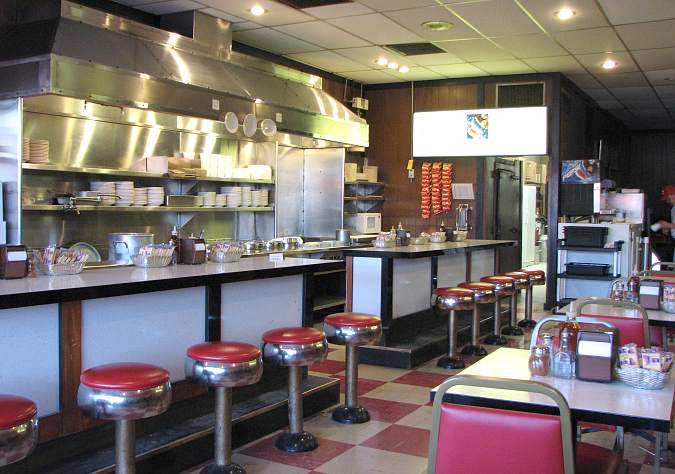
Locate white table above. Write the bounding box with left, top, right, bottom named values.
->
left=431, top=348, right=675, bottom=472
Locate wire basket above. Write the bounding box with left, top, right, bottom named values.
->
left=209, top=247, right=244, bottom=263
left=35, top=261, right=85, bottom=276
left=615, top=367, right=670, bottom=390
left=131, top=254, right=173, bottom=268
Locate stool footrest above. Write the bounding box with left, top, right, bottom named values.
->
left=502, top=325, right=524, bottom=336
left=461, top=345, right=487, bottom=357
left=517, top=319, right=537, bottom=329
left=436, top=355, right=466, bottom=370
left=199, top=463, right=246, bottom=474
left=274, top=431, right=318, bottom=453
left=332, top=405, right=370, bottom=424
left=484, top=334, right=508, bottom=346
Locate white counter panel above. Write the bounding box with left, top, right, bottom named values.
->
left=393, top=258, right=432, bottom=318
left=220, top=275, right=303, bottom=345
left=0, top=305, right=60, bottom=416
left=352, top=257, right=382, bottom=317
left=82, top=287, right=205, bottom=382
left=470, top=249, right=495, bottom=280
left=437, top=254, right=467, bottom=288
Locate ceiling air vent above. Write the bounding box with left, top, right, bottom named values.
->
left=496, top=82, right=545, bottom=108
left=277, top=0, right=352, bottom=8
left=385, top=42, right=445, bottom=56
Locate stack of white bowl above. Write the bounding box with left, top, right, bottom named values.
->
left=240, top=186, right=252, bottom=207
left=220, top=186, right=242, bottom=207
left=133, top=188, right=148, bottom=206
left=115, top=181, right=134, bottom=206
left=215, top=194, right=227, bottom=207
left=198, top=191, right=216, bottom=207
left=251, top=190, right=262, bottom=207
left=147, top=187, right=165, bottom=206
left=90, top=181, right=116, bottom=206
left=28, top=139, right=50, bottom=163
left=259, top=189, right=269, bottom=206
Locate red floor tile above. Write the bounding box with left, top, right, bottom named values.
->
left=392, top=371, right=451, bottom=388
left=626, top=461, right=643, bottom=474
left=309, top=359, right=346, bottom=375
left=358, top=397, right=422, bottom=423
left=333, top=375, right=385, bottom=396
left=239, top=434, right=354, bottom=470
left=361, top=424, right=430, bottom=457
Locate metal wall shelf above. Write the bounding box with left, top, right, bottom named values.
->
left=344, top=181, right=385, bottom=186
left=344, top=196, right=385, bottom=201
left=23, top=205, right=273, bottom=213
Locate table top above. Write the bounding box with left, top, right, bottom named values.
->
left=557, top=302, right=675, bottom=327
left=342, top=239, right=515, bottom=258
left=431, top=348, right=675, bottom=432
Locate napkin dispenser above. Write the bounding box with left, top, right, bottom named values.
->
left=576, top=328, right=618, bottom=382
left=0, top=244, right=29, bottom=279
left=179, top=237, right=206, bottom=264
left=639, top=279, right=662, bottom=310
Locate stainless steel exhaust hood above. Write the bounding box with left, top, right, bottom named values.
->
left=0, top=0, right=368, bottom=147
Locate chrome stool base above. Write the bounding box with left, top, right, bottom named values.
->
left=275, top=431, right=318, bottom=453
left=200, top=463, right=246, bottom=474
left=484, top=334, right=508, bottom=346
left=332, top=405, right=370, bottom=424
left=517, top=319, right=537, bottom=329
left=501, top=325, right=524, bottom=336
left=436, top=355, right=465, bottom=370
left=461, top=345, right=487, bottom=357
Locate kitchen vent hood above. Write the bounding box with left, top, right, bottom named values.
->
left=0, top=0, right=368, bottom=147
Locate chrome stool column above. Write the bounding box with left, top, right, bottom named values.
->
left=78, top=363, right=172, bottom=474
left=323, top=313, right=382, bottom=424
left=434, top=288, right=474, bottom=369
left=500, top=271, right=530, bottom=335
left=0, top=395, right=38, bottom=467
left=480, top=276, right=516, bottom=346
left=262, top=327, right=328, bottom=453
left=457, top=282, right=496, bottom=357
left=518, top=269, right=545, bottom=329
left=185, top=342, right=263, bottom=474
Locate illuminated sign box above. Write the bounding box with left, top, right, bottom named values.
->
left=413, top=106, right=548, bottom=157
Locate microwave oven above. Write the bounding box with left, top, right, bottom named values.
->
left=345, top=213, right=381, bottom=234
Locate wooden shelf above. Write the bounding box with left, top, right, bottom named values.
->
left=23, top=205, right=273, bottom=213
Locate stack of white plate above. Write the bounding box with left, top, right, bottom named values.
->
left=215, top=194, right=227, bottom=207
left=240, top=186, right=252, bottom=207
left=259, top=189, right=269, bottom=206
left=133, top=188, right=148, bottom=206
left=147, top=187, right=165, bottom=206
left=22, top=138, right=30, bottom=162
left=115, top=181, right=134, bottom=206
left=90, top=181, right=116, bottom=206
left=198, top=191, right=216, bottom=207
left=28, top=139, right=50, bottom=163
left=251, top=190, right=262, bottom=207
left=220, top=186, right=242, bottom=207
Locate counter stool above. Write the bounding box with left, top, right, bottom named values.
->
left=0, top=395, right=38, bottom=467
left=518, top=269, right=546, bottom=329
left=500, top=271, right=530, bottom=335
left=78, top=363, right=172, bottom=474
left=480, top=276, right=516, bottom=346
left=457, top=281, right=497, bottom=357
left=323, top=313, right=381, bottom=424
left=262, top=327, right=328, bottom=453
left=433, top=288, right=474, bottom=369
left=185, top=342, right=263, bottom=474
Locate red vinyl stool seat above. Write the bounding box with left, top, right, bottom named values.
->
left=262, top=327, right=328, bottom=453
left=434, top=288, right=474, bottom=370
left=521, top=268, right=546, bottom=285
left=480, top=276, right=517, bottom=346
left=324, top=313, right=382, bottom=424
left=186, top=342, right=262, bottom=473
left=458, top=282, right=497, bottom=357
left=0, top=395, right=38, bottom=467
left=78, top=363, right=172, bottom=474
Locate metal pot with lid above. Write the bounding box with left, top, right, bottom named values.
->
left=243, top=240, right=266, bottom=253
left=108, top=233, right=154, bottom=264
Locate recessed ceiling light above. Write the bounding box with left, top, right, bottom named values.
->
left=376, top=57, right=388, bottom=66
left=555, top=8, right=576, bottom=20
left=387, top=62, right=399, bottom=70
left=602, top=59, right=617, bottom=70
left=399, top=66, right=410, bottom=73
left=250, top=5, right=266, bottom=16
left=421, top=20, right=453, bottom=31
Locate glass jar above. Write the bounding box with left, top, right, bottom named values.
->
left=552, top=330, right=576, bottom=379
left=529, top=345, right=551, bottom=376
left=662, top=281, right=675, bottom=314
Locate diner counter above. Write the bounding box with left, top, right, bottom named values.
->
left=342, top=239, right=515, bottom=258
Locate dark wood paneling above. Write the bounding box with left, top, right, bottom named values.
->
left=59, top=301, right=84, bottom=436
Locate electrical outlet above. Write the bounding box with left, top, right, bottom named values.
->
left=275, top=112, right=283, bottom=122
left=408, top=169, right=415, bottom=179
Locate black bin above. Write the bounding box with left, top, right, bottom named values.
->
left=564, top=226, right=608, bottom=247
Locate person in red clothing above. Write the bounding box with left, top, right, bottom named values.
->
left=657, top=185, right=675, bottom=262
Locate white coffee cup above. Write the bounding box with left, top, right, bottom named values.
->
left=651, top=222, right=663, bottom=232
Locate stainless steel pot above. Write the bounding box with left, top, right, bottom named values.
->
left=243, top=240, right=266, bottom=253
left=265, top=240, right=284, bottom=252
left=108, top=233, right=154, bottom=264
left=282, top=237, right=302, bottom=251
left=336, top=229, right=351, bottom=245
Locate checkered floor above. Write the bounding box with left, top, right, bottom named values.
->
left=184, top=287, right=675, bottom=473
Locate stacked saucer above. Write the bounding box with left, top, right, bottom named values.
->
left=215, top=194, right=227, bottom=207
left=251, top=190, right=263, bottom=207
left=147, top=187, right=165, bottom=206
left=259, top=189, right=269, bottom=206
left=28, top=139, right=50, bottom=163
left=115, top=181, right=134, bottom=206
left=220, top=186, right=242, bottom=207
left=240, top=186, right=252, bottom=207
left=198, top=191, right=216, bottom=207
left=133, top=188, right=148, bottom=206
left=90, top=181, right=116, bottom=206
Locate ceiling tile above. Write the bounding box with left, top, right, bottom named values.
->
left=355, top=0, right=438, bottom=12
left=328, top=13, right=424, bottom=45
left=410, top=52, right=466, bottom=66
left=428, top=63, right=489, bottom=77
left=340, top=69, right=401, bottom=83
left=275, top=21, right=370, bottom=49
left=302, top=3, right=374, bottom=19
left=114, top=0, right=161, bottom=6
left=609, top=86, right=658, bottom=101
left=585, top=89, right=615, bottom=101
left=609, top=108, right=635, bottom=120
left=383, top=5, right=482, bottom=42
left=387, top=66, right=444, bottom=81
left=231, top=22, right=262, bottom=31
left=332, top=46, right=410, bottom=69
left=286, top=50, right=371, bottom=72
left=471, top=59, right=535, bottom=75
left=494, top=34, right=567, bottom=58
left=597, top=0, right=675, bottom=25
left=233, top=28, right=321, bottom=54
left=553, top=28, right=625, bottom=55
left=597, top=72, right=648, bottom=88
left=199, top=8, right=245, bottom=23
left=564, top=73, right=604, bottom=89
left=655, top=85, right=675, bottom=99
left=448, top=0, right=541, bottom=37
left=615, top=20, right=675, bottom=51
left=646, top=69, right=675, bottom=86
left=575, top=52, right=639, bottom=74
left=595, top=99, right=625, bottom=110
left=632, top=48, right=675, bottom=72
left=139, top=0, right=201, bottom=15
left=517, top=0, right=608, bottom=32
left=522, top=56, right=586, bottom=74
left=435, top=39, right=514, bottom=62
left=195, top=0, right=314, bottom=26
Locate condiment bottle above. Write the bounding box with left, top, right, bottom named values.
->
left=626, top=264, right=640, bottom=304
left=529, top=345, right=550, bottom=376
left=170, top=226, right=179, bottom=264
left=552, top=330, right=575, bottom=379
left=542, top=332, right=555, bottom=369
left=559, top=311, right=580, bottom=353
